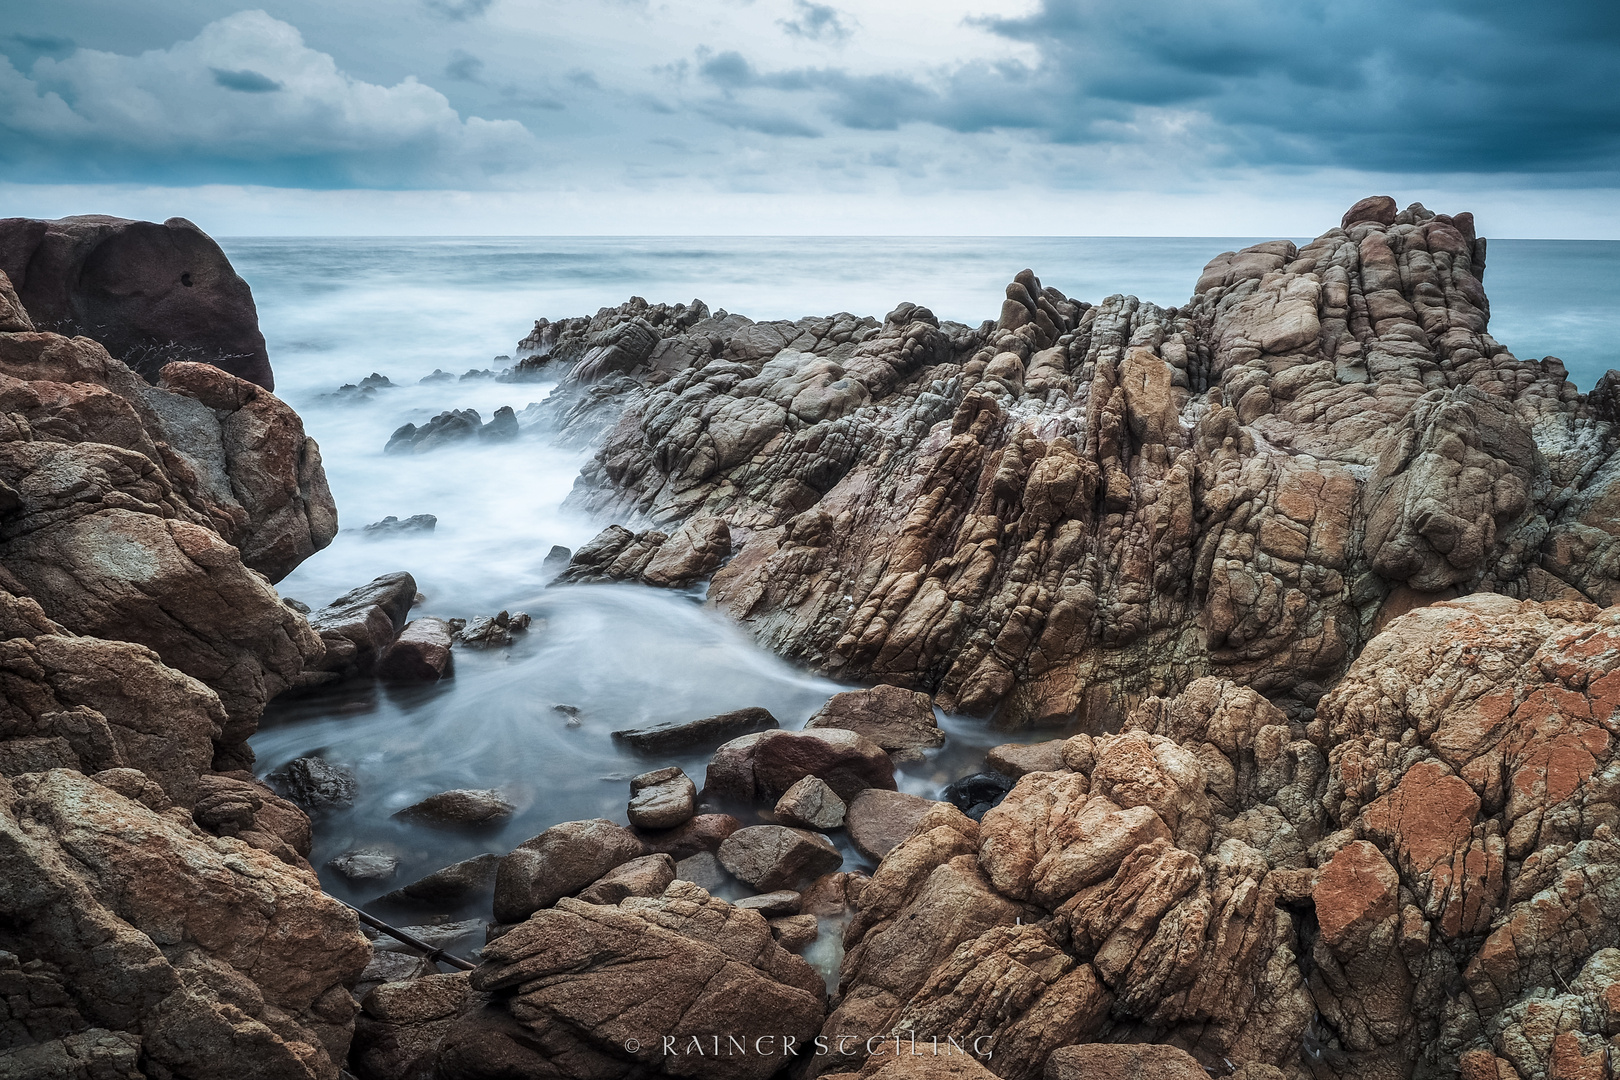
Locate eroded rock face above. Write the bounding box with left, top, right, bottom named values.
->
left=531, top=201, right=1618, bottom=730
left=0, top=215, right=274, bottom=389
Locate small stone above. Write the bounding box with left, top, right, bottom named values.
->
left=627, top=767, right=697, bottom=830
left=382, top=853, right=501, bottom=904
left=265, top=756, right=357, bottom=812
left=733, top=890, right=801, bottom=917
left=717, top=825, right=843, bottom=891
left=612, top=706, right=779, bottom=755
left=846, top=789, right=940, bottom=862
left=768, top=914, right=819, bottom=951
left=774, top=775, right=846, bottom=830
left=393, top=789, right=514, bottom=828
left=576, top=853, right=677, bottom=905
left=329, top=848, right=399, bottom=882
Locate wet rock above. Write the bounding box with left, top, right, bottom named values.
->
left=1045, top=1043, right=1212, bottom=1080
left=800, top=871, right=868, bottom=917
left=370, top=919, right=485, bottom=959
left=541, top=544, right=572, bottom=580
left=734, top=890, right=802, bottom=917
left=454, top=609, right=530, bottom=647
left=627, top=766, right=697, bottom=829
left=638, top=812, right=744, bottom=859
left=705, top=727, right=897, bottom=803
left=419, top=369, right=455, bottom=384
left=383, top=853, right=501, bottom=905
left=394, top=788, right=515, bottom=828
left=985, top=740, right=1069, bottom=777
left=557, top=516, right=731, bottom=588
left=480, top=405, right=519, bottom=441
left=355, top=947, right=436, bottom=1000
left=576, top=853, right=677, bottom=905
left=775, top=774, right=847, bottom=830
left=377, top=617, right=454, bottom=681
left=612, top=705, right=779, bottom=754
left=453, top=882, right=825, bottom=1080
left=266, top=755, right=358, bottom=812
left=846, top=789, right=941, bottom=862
left=386, top=409, right=484, bottom=453
left=941, top=772, right=1014, bottom=820
left=331, top=848, right=401, bottom=882
left=719, top=824, right=844, bottom=891
left=673, top=850, right=732, bottom=892
left=364, top=513, right=437, bottom=535
left=493, top=818, right=647, bottom=923
left=0, top=214, right=275, bottom=387
left=805, top=684, right=945, bottom=753
left=307, top=571, right=417, bottom=677
left=770, top=913, right=819, bottom=951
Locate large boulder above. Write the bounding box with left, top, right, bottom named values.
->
left=493, top=818, right=647, bottom=923
left=305, top=572, right=416, bottom=676
left=704, top=728, right=896, bottom=803
left=0, top=215, right=274, bottom=388
left=805, top=684, right=944, bottom=752
left=444, top=882, right=826, bottom=1080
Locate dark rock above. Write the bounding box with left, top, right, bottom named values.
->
left=382, top=853, right=501, bottom=905
left=377, top=618, right=454, bottom=682
left=804, top=684, right=944, bottom=752
left=393, top=789, right=514, bottom=828
left=385, top=409, right=481, bottom=454
left=612, top=705, right=780, bottom=755
left=846, top=789, right=940, bottom=862
left=330, top=848, right=400, bottom=882
left=1045, top=1043, right=1212, bottom=1080
left=673, top=851, right=732, bottom=892
left=0, top=214, right=275, bottom=388
left=355, top=947, right=435, bottom=1001
left=308, top=572, right=417, bottom=676
left=541, top=545, right=572, bottom=580
left=479, top=405, right=518, bottom=441
left=364, top=514, right=437, bottom=535
left=493, top=818, right=647, bottom=923
left=718, top=825, right=843, bottom=891
left=627, top=766, right=697, bottom=829
left=453, top=610, right=531, bottom=647
left=419, top=369, right=454, bottom=384
left=941, top=771, right=1015, bottom=820
left=266, top=756, right=357, bottom=812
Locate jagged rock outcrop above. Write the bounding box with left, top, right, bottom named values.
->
left=0, top=215, right=275, bottom=389
left=524, top=202, right=1618, bottom=730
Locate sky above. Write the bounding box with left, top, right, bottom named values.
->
left=2, top=0, right=1618, bottom=236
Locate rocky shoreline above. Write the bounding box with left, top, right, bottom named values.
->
left=2, top=199, right=1619, bottom=1080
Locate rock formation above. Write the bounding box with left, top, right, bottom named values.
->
left=0, top=264, right=368, bottom=1076
left=0, top=215, right=275, bottom=389
left=527, top=201, right=1618, bottom=734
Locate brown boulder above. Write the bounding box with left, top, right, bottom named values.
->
left=1045, top=1043, right=1210, bottom=1080
left=393, top=788, right=514, bottom=828
left=307, top=572, right=416, bottom=676
left=493, top=818, right=647, bottom=923
left=846, top=789, right=941, bottom=862
left=637, top=812, right=743, bottom=859
left=613, top=706, right=779, bottom=755
left=377, top=618, right=454, bottom=682
left=805, top=684, right=944, bottom=752
left=705, top=728, right=896, bottom=803
left=1341, top=195, right=1399, bottom=228
left=719, top=825, right=844, bottom=890
left=775, top=774, right=847, bottom=829
left=0, top=214, right=274, bottom=388
left=576, top=853, right=677, bottom=905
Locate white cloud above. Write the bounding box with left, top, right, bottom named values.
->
left=1, top=10, right=536, bottom=186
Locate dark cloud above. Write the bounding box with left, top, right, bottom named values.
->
left=211, top=67, right=283, bottom=93
left=424, top=0, right=494, bottom=22
left=779, top=1, right=852, bottom=43
left=10, top=33, right=77, bottom=59
left=445, top=51, right=485, bottom=82
left=567, top=69, right=600, bottom=90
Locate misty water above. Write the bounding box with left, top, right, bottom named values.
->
left=232, top=235, right=1620, bottom=952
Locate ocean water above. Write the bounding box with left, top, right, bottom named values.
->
left=229, top=236, right=1620, bottom=938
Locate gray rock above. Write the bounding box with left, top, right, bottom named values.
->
left=265, top=756, right=356, bottom=812
left=773, top=775, right=846, bottom=830
left=673, top=851, right=731, bottom=892
left=717, top=825, right=843, bottom=891
left=541, top=545, right=572, bottom=581
left=493, top=818, right=646, bottom=924
left=364, top=514, right=437, bottom=536
left=382, top=853, right=501, bottom=905
left=576, top=853, right=677, bottom=905
left=393, top=789, right=514, bottom=828
left=845, top=789, right=939, bottom=862
left=307, top=571, right=417, bottom=676
left=370, top=919, right=484, bottom=958
left=733, top=890, right=801, bottom=917
left=329, top=848, right=399, bottom=882
left=612, top=706, right=779, bottom=755
left=627, top=767, right=697, bottom=830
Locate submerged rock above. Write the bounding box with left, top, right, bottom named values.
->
left=364, top=513, right=437, bottom=535
left=331, top=847, right=401, bottom=882
left=266, top=755, right=358, bottom=812
left=384, top=853, right=502, bottom=905
left=612, top=705, right=780, bottom=754
left=393, top=788, right=514, bottom=828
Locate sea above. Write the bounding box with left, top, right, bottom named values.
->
left=226, top=235, right=1620, bottom=954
